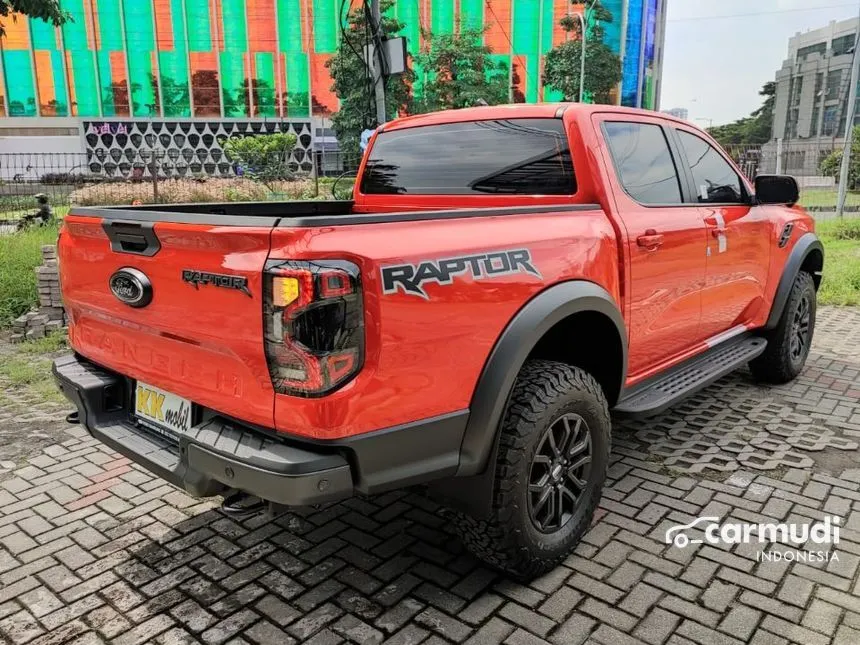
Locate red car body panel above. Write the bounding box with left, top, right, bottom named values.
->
left=58, top=104, right=815, bottom=442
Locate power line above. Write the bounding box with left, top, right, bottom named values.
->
left=667, top=3, right=859, bottom=23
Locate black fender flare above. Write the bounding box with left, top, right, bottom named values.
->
left=765, top=232, right=824, bottom=330
left=456, top=280, right=627, bottom=477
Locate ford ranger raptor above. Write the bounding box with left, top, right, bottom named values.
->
left=54, top=104, right=823, bottom=578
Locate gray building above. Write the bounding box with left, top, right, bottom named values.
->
left=770, top=18, right=859, bottom=177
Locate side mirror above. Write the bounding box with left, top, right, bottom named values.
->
left=755, top=175, right=799, bottom=206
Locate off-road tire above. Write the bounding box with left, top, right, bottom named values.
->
left=750, top=270, right=817, bottom=384
left=452, top=360, right=611, bottom=580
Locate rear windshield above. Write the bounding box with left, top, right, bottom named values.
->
left=360, top=118, right=576, bottom=195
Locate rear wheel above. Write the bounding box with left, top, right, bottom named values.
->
left=750, top=270, right=816, bottom=384
left=453, top=360, right=610, bottom=580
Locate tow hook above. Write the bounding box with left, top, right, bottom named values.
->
left=220, top=492, right=266, bottom=518
left=65, top=411, right=80, bottom=425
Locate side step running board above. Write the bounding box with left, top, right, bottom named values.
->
left=614, top=334, right=768, bottom=419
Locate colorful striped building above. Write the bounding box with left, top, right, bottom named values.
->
left=0, top=0, right=666, bottom=121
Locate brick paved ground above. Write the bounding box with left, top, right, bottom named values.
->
left=0, top=306, right=859, bottom=645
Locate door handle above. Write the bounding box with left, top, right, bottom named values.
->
left=637, top=229, right=664, bottom=250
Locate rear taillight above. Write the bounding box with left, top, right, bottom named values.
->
left=263, top=260, right=363, bottom=397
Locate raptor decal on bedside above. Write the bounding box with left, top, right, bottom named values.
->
left=381, top=248, right=541, bottom=299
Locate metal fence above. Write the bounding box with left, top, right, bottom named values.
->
left=723, top=140, right=846, bottom=185
left=1, top=143, right=856, bottom=216
left=0, top=151, right=363, bottom=216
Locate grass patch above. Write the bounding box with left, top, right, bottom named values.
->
left=0, top=224, right=60, bottom=327
left=1, top=206, right=70, bottom=221
left=800, top=189, right=860, bottom=210
left=0, top=333, right=67, bottom=406
left=16, top=331, right=67, bottom=355
left=0, top=357, right=45, bottom=386
left=818, top=219, right=860, bottom=306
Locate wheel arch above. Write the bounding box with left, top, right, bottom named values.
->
left=456, top=280, right=627, bottom=478
left=766, top=232, right=824, bottom=330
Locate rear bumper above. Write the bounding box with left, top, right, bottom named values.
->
left=52, top=354, right=352, bottom=506
left=53, top=353, right=469, bottom=506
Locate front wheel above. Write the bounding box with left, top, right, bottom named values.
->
left=750, top=270, right=817, bottom=384
left=452, top=360, right=611, bottom=580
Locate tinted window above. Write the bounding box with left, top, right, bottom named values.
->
left=677, top=131, right=744, bottom=204
left=603, top=122, right=682, bottom=204
left=360, top=119, right=575, bottom=195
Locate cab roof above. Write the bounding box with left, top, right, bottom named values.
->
left=381, top=103, right=689, bottom=132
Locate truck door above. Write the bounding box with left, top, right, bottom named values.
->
left=598, top=117, right=708, bottom=379
left=671, top=126, right=770, bottom=338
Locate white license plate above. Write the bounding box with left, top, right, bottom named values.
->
left=134, top=382, right=192, bottom=440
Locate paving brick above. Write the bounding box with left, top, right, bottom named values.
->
left=113, top=615, right=175, bottom=645
left=802, top=599, right=842, bottom=635
left=634, top=607, right=681, bottom=645
left=498, top=602, right=556, bottom=637
left=658, top=595, right=720, bottom=628
left=760, top=615, right=830, bottom=645
left=0, top=609, right=45, bottom=644
left=549, top=613, right=596, bottom=645
left=414, top=607, right=472, bottom=641
left=718, top=605, right=761, bottom=641
left=618, top=583, right=661, bottom=618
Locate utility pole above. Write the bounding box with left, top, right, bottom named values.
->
left=836, top=8, right=860, bottom=218
left=370, top=0, right=387, bottom=126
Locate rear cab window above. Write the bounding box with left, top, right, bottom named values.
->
left=360, top=118, right=576, bottom=196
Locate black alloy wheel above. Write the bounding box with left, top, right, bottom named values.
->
left=528, top=412, right=592, bottom=533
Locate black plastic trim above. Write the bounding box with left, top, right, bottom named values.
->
left=102, top=220, right=161, bottom=256
left=614, top=334, right=768, bottom=418
left=457, top=280, right=627, bottom=477
left=766, top=232, right=824, bottom=330
left=52, top=353, right=469, bottom=503
left=52, top=354, right=353, bottom=505
left=71, top=202, right=600, bottom=228
left=337, top=410, right=468, bottom=494
left=277, top=203, right=600, bottom=227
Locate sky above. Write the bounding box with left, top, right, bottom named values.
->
left=660, top=0, right=860, bottom=127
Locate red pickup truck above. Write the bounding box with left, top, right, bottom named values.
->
left=54, top=104, right=823, bottom=578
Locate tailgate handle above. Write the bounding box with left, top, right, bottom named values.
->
left=102, top=220, right=161, bottom=257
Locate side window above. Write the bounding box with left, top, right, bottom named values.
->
left=677, top=131, right=745, bottom=204
left=603, top=122, right=683, bottom=205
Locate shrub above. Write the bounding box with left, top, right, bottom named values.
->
left=221, top=133, right=298, bottom=189
left=68, top=177, right=320, bottom=206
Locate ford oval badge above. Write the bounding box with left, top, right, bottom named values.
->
left=109, top=268, right=152, bottom=308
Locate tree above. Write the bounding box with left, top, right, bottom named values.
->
left=190, top=70, right=221, bottom=117
left=222, top=132, right=298, bottom=190
left=413, top=28, right=509, bottom=112
left=708, top=82, right=776, bottom=146
left=820, top=125, right=860, bottom=189
left=327, top=0, right=413, bottom=159
left=153, top=74, right=191, bottom=117
left=543, top=0, right=622, bottom=104
left=0, top=0, right=69, bottom=36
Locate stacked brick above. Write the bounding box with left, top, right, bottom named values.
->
left=11, top=245, right=66, bottom=342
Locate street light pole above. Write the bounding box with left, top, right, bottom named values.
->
left=836, top=5, right=860, bottom=218
left=574, top=9, right=588, bottom=103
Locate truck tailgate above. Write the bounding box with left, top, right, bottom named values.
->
left=59, top=213, right=276, bottom=428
